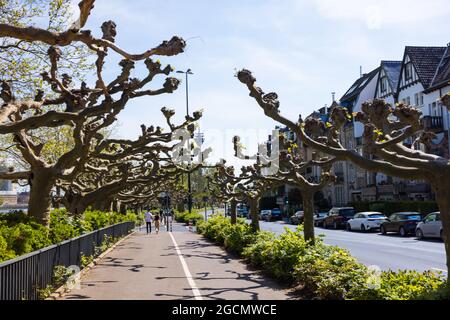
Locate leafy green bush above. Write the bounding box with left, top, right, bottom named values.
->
left=199, top=215, right=232, bottom=245
left=0, top=222, right=51, bottom=256
left=353, top=270, right=446, bottom=300
left=223, top=223, right=256, bottom=255
left=49, top=209, right=78, bottom=243
left=198, top=215, right=447, bottom=300
left=0, top=209, right=139, bottom=263
left=0, top=234, right=15, bottom=262
left=176, top=209, right=204, bottom=224
left=294, top=244, right=369, bottom=299
left=183, top=213, right=204, bottom=225
left=83, top=210, right=112, bottom=230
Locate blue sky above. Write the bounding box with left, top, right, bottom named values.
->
left=81, top=0, right=450, bottom=166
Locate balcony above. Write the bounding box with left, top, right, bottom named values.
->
left=421, top=116, right=444, bottom=132
left=377, top=184, right=394, bottom=195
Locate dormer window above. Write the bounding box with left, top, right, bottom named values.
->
left=405, top=62, right=413, bottom=81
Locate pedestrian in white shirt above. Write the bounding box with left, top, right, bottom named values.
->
left=145, top=211, right=153, bottom=234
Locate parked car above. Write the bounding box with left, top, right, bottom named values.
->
left=237, top=206, right=249, bottom=218
left=346, top=212, right=387, bottom=232
left=259, top=210, right=272, bottom=221
left=416, top=212, right=443, bottom=241
left=290, top=211, right=304, bottom=225
left=323, top=207, right=356, bottom=229
left=380, top=212, right=422, bottom=237
left=266, top=208, right=282, bottom=221
left=314, top=212, right=329, bottom=227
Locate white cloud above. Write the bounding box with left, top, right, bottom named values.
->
left=313, top=0, right=450, bottom=29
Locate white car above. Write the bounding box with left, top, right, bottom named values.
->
left=346, top=212, right=387, bottom=232
left=259, top=210, right=271, bottom=220
left=416, top=212, right=443, bottom=240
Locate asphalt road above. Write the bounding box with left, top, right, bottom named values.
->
left=257, top=220, right=447, bottom=274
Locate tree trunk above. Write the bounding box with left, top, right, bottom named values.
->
left=435, top=181, right=450, bottom=282
left=248, top=198, right=260, bottom=233
left=119, top=202, right=127, bottom=214
left=28, top=168, right=56, bottom=226
left=230, top=199, right=237, bottom=225
left=112, top=200, right=119, bottom=213
left=302, top=191, right=315, bottom=244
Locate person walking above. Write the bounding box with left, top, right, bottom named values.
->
left=145, top=210, right=153, bottom=234
left=154, top=213, right=161, bottom=234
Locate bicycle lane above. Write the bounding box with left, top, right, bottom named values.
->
left=59, top=224, right=196, bottom=300
left=59, top=223, right=292, bottom=300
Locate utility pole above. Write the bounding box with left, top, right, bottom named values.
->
left=177, top=69, right=194, bottom=213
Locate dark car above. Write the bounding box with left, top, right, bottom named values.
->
left=268, top=208, right=282, bottom=221
left=380, top=212, right=422, bottom=237
left=323, top=207, right=356, bottom=229
left=314, top=212, right=329, bottom=227
left=237, top=206, right=249, bottom=218
left=290, top=211, right=304, bottom=225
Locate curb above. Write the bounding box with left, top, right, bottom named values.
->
left=46, top=228, right=140, bottom=300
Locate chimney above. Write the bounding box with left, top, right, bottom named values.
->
left=360, top=66, right=363, bottom=78
left=332, top=92, right=336, bottom=102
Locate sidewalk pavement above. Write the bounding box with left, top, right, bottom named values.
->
left=59, top=223, right=293, bottom=300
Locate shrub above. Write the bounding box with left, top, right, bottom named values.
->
left=242, top=231, right=275, bottom=266
left=200, top=215, right=231, bottom=245
left=176, top=209, right=204, bottom=224
left=49, top=209, right=78, bottom=243
left=353, top=270, right=446, bottom=300
left=223, top=223, right=256, bottom=255
left=0, top=234, right=15, bottom=262
left=183, top=213, right=204, bottom=225
left=198, top=215, right=447, bottom=300
left=0, top=222, right=51, bottom=256
left=0, top=209, right=140, bottom=263
left=294, top=245, right=369, bottom=299
left=83, top=210, right=112, bottom=230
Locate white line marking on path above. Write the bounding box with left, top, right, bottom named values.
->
left=169, top=232, right=203, bottom=300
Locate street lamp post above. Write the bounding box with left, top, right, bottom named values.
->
left=177, top=69, right=194, bottom=214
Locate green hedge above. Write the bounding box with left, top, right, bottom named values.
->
left=0, top=209, right=142, bottom=263
left=175, top=210, right=204, bottom=225
left=349, top=201, right=439, bottom=216
left=197, top=215, right=447, bottom=300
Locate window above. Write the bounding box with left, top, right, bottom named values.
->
left=425, top=214, right=436, bottom=223
left=406, top=96, right=411, bottom=105
left=380, top=76, right=388, bottom=93
left=414, top=93, right=419, bottom=106
left=420, top=93, right=424, bottom=106
left=405, top=62, right=413, bottom=81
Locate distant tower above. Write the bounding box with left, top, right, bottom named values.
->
left=360, top=66, right=363, bottom=78
left=332, top=92, right=336, bottom=102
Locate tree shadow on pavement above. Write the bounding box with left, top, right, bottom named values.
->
left=155, top=269, right=295, bottom=300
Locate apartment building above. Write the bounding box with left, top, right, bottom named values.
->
left=261, top=43, right=449, bottom=209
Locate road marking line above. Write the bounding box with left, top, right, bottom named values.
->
left=169, top=232, right=203, bottom=300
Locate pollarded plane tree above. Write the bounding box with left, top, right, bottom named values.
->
left=0, top=0, right=93, bottom=97
left=213, top=162, right=280, bottom=232
left=115, top=172, right=185, bottom=211
left=233, top=132, right=336, bottom=243
left=207, top=166, right=245, bottom=225
left=237, top=69, right=450, bottom=279
left=57, top=108, right=203, bottom=215
left=0, top=0, right=186, bottom=225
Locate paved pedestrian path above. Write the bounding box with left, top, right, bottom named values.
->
left=60, top=223, right=292, bottom=300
